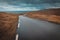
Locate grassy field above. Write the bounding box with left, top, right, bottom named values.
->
left=25, top=8, right=60, bottom=24
left=0, top=12, right=18, bottom=40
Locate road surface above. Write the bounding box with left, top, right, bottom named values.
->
left=18, top=16, right=60, bottom=40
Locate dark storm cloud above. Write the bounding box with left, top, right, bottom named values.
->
left=6, top=0, right=60, bottom=3
left=1, top=0, right=60, bottom=4
left=0, top=0, right=60, bottom=11
left=18, top=0, right=60, bottom=4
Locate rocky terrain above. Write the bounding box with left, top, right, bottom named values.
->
left=25, top=8, right=60, bottom=24
left=0, top=12, right=18, bottom=40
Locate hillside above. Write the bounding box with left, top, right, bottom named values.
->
left=0, top=12, right=18, bottom=40
left=25, top=8, right=60, bottom=24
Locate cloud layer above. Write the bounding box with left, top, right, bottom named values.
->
left=0, top=0, right=60, bottom=11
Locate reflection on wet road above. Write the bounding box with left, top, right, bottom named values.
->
left=18, top=16, right=60, bottom=40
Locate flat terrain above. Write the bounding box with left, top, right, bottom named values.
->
left=25, top=8, right=60, bottom=24
left=0, top=12, right=18, bottom=40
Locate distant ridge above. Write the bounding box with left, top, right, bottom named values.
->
left=25, top=8, right=60, bottom=24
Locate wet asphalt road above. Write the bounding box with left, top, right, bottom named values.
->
left=18, top=16, right=60, bottom=40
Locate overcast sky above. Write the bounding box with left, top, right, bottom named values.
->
left=0, top=0, right=60, bottom=11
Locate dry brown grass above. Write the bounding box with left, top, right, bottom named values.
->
left=25, top=9, right=60, bottom=24
left=0, top=12, right=18, bottom=40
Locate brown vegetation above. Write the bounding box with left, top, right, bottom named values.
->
left=0, top=12, right=18, bottom=40
left=0, top=8, right=60, bottom=40
left=25, top=8, right=60, bottom=24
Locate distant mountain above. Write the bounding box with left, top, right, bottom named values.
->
left=25, top=8, right=60, bottom=24
left=3, top=11, right=31, bottom=14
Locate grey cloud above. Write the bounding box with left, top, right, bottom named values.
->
left=0, top=0, right=60, bottom=11
left=0, top=0, right=60, bottom=3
